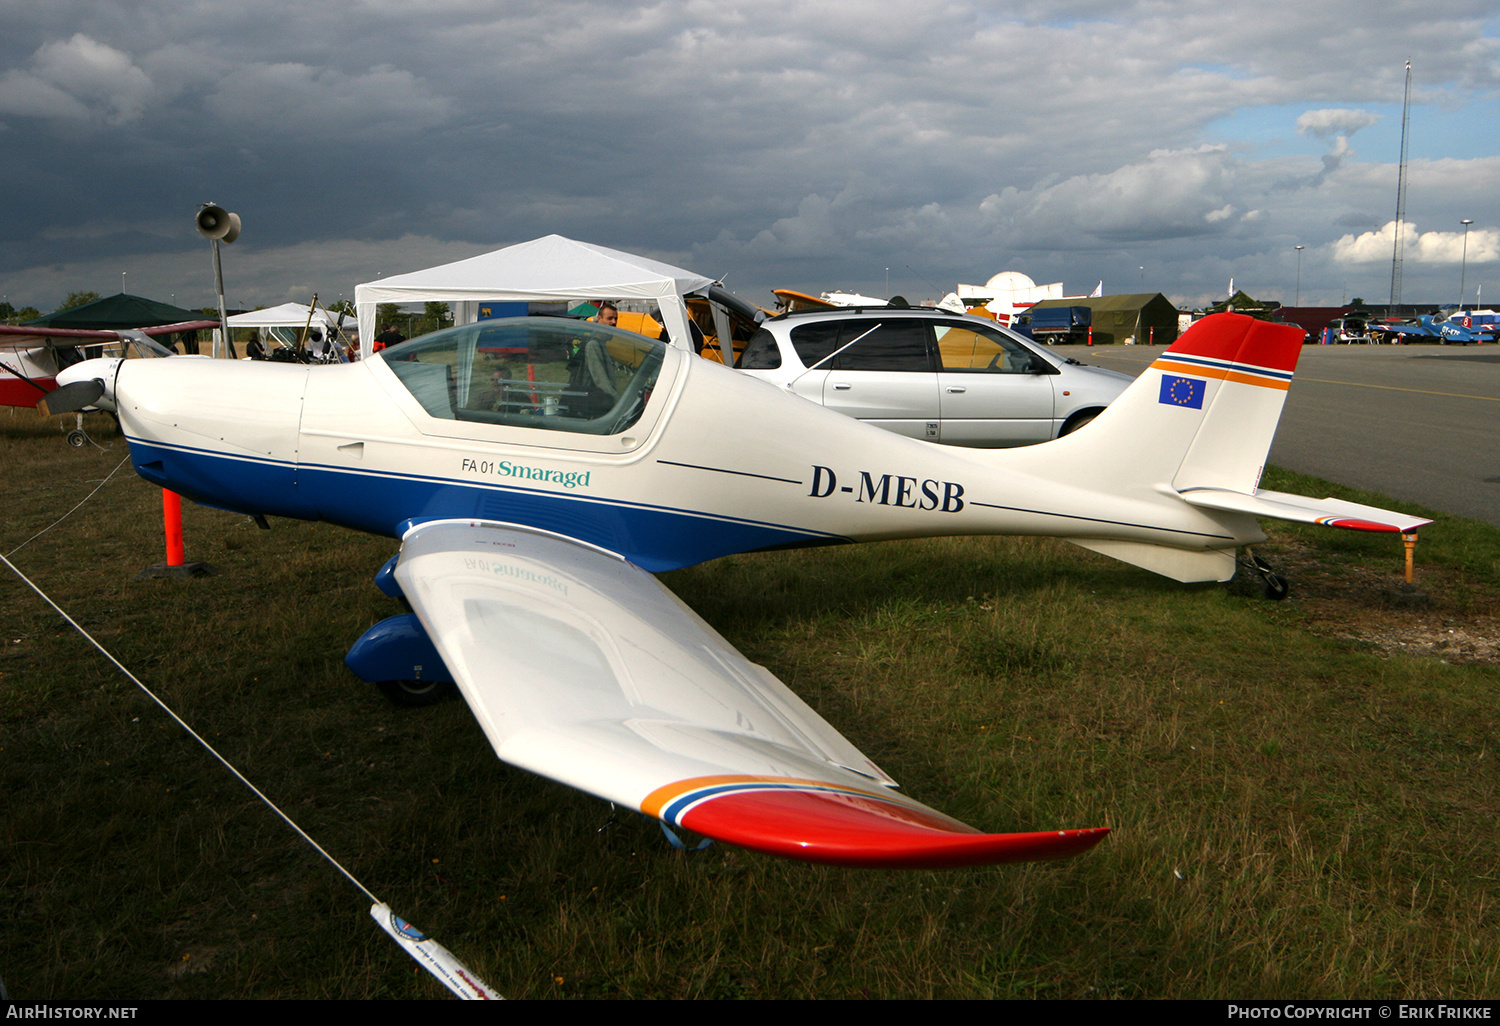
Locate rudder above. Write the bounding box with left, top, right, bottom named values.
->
left=1163, top=315, right=1303, bottom=494
left=1035, top=313, right=1304, bottom=498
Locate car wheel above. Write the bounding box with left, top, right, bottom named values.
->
left=376, top=679, right=456, bottom=707
left=1059, top=410, right=1100, bottom=436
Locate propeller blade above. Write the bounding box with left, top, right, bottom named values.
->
left=38, top=379, right=105, bottom=416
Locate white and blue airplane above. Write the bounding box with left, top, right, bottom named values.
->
left=49, top=312, right=1428, bottom=869
left=1371, top=315, right=1483, bottom=344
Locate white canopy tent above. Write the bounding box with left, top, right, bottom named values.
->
left=225, top=301, right=346, bottom=332
left=224, top=301, right=352, bottom=361
left=354, top=235, right=716, bottom=351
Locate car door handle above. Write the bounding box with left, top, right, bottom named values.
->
left=946, top=386, right=966, bottom=394
left=832, top=383, right=851, bottom=390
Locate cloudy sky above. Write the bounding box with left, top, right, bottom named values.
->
left=1, top=0, right=1498, bottom=315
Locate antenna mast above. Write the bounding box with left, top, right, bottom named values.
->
left=1388, top=59, right=1412, bottom=318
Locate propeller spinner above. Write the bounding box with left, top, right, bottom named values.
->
left=45, top=357, right=123, bottom=414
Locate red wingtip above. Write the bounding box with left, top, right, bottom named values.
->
left=1320, top=517, right=1402, bottom=533
left=677, top=787, right=1110, bottom=869
left=1166, top=312, right=1306, bottom=375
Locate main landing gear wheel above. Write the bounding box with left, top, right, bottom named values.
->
left=1240, top=549, right=1289, bottom=601
left=65, top=430, right=87, bottom=448
left=376, top=679, right=457, bottom=707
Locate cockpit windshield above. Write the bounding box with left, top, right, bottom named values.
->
left=379, top=317, right=666, bottom=437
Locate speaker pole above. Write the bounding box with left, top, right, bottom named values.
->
left=211, top=238, right=236, bottom=359
left=196, top=202, right=242, bottom=360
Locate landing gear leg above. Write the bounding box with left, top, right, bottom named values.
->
left=1240, top=547, right=1289, bottom=600
left=64, top=413, right=90, bottom=448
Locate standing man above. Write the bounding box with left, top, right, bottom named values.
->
left=373, top=323, right=406, bottom=353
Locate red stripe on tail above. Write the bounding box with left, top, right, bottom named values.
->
left=1166, top=313, right=1305, bottom=375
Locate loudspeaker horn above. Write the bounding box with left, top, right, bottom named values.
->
left=196, top=204, right=242, bottom=243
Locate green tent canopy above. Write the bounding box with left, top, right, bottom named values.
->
left=1030, top=293, right=1181, bottom=345
left=24, top=293, right=211, bottom=330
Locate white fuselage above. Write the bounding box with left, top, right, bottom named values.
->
left=76, top=343, right=1255, bottom=572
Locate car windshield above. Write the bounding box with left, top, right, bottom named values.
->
left=379, top=317, right=665, bottom=436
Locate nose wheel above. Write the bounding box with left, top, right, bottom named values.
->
left=63, top=412, right=90, bottom=448
left=376, top=678, right=457, bottom=707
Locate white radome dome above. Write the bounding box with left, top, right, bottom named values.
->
left=984, top=271, right=1037, bottom=292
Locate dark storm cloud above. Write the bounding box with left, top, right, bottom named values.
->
left=0, top=0, right=1497, bottom=312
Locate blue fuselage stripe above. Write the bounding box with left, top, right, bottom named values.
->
left=125, top=437, right=844, bottom=571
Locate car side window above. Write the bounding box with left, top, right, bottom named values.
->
left=787, top=322, right=843, bottom=370
left=382, top=319, right=663, bottom=436
left=832, top=320, right=932, bottom=372
left=933, top=324, right=1038, bottom=374
left=737, top=328, right=782, bottom=369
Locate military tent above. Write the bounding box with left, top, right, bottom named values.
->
left=1030, top=293, right=1179, bottom=345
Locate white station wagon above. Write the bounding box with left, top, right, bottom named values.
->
left=734, top=307, right=1133, bottom=447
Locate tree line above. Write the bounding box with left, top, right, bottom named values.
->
left=0, top=289, right=103, bottom=324
left=2, top=291, right=455, bottom=342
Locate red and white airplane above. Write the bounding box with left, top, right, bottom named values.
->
left=2, top=320, right=216, bottom=443
left=48, top=312, right=1429, bottom=869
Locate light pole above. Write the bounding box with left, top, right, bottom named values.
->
left=1459, top=219, right=1474, bottom=310
left=1295, top=245, right=1304, bottom=306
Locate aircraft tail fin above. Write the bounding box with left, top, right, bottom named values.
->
left=1006, top=313, right=1429, bottom=580
left=1026, top=312, right=1303, bottom=498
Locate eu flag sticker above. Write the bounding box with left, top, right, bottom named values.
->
left=1159, top=374, right=1205, bottom=409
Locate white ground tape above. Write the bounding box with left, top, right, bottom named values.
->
left=3, top=548, right=505, bottom=1001
left=371, top=903, right=503, bottom=1000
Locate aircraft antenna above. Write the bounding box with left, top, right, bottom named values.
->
left=905, top=263, right=944, bottom=297
left=1388, top=59, right=1412, bottom=318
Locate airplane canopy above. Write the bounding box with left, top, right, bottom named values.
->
left=354, top=235, right=715, bottom=351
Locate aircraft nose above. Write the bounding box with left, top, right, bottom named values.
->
left=45, top=357, right=122, bottom=414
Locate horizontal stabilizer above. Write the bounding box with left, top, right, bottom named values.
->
left=1179, top=487, right=1432, bottom=533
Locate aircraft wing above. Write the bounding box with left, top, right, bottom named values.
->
left=393, top=519, right=1108, bottom=868
left=134, top=319, right=221, bottom=337
left=0, top=320, right=218, bottom=349
left=0, top=325, right=112, bottom=350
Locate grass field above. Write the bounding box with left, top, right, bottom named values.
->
left=2, top=407, right=1497, bottom=999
